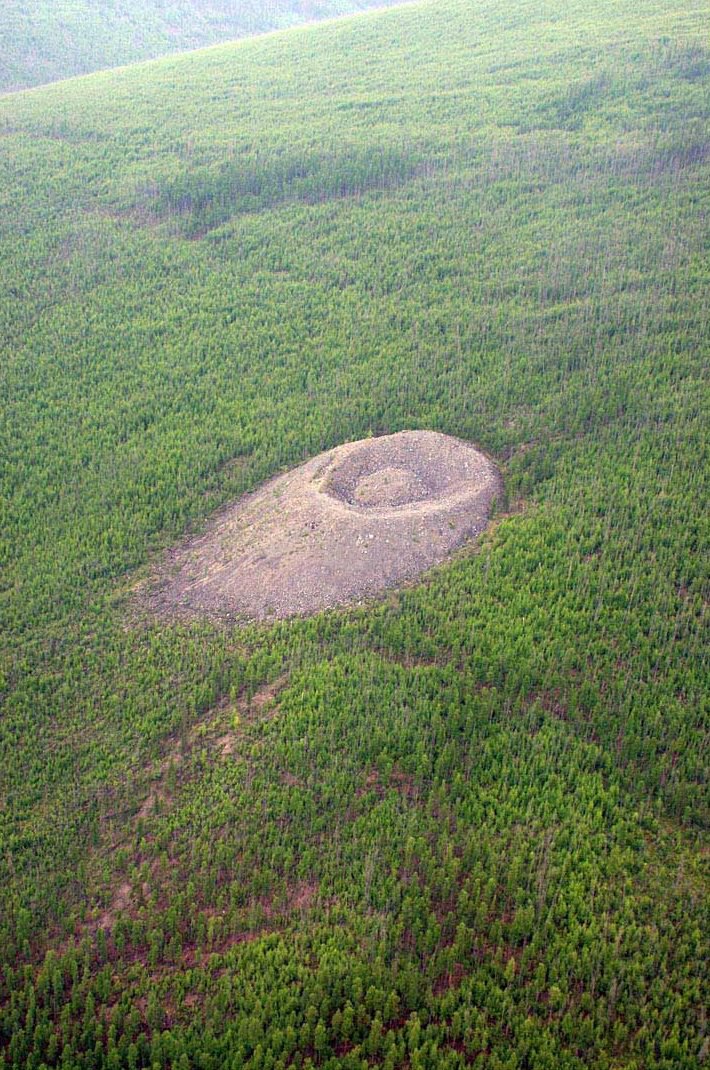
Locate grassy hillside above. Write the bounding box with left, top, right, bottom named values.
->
left=1, top=0, right=708, bottom=1066
left=0, top=0, right=407, bottom=94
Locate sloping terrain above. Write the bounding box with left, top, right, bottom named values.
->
left=0, top=0, right=708, bottom=1067
left=0, top=0, right=409, bottom=93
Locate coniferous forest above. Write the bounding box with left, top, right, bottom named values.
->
left=0, top=0, right=708, bottom=1066
left=0, top=0, right=409, bottom=93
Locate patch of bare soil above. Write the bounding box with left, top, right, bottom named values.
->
left=248, top=674, right=289, bottom=713
left=146, top=430, right=502, bottom=621
left=97, top=880, right=132, bottom=932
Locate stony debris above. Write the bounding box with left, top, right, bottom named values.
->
left=147, top=430, right=502, bottom=621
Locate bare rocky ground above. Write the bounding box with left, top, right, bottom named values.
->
left=145, top=430, right=502, bottom=621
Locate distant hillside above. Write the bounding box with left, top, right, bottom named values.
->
left=0, top=0, right=407, bottom=93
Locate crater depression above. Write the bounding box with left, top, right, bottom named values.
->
left=149, top=430, right=502, bottom=620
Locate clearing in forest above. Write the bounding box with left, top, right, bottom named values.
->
left=148, top=430, right=502, bottom=620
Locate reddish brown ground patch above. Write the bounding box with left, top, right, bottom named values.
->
left=97, top=881, right=132, bottom=932
left=247, top=673, right=289, bottom=713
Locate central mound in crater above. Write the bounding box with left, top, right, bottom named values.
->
left=349, top=465, right=427, bottom=508
left=149, top=430, right=502, bottom=621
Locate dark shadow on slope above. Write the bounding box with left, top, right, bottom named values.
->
left=131, top=143, right=441, bottom=237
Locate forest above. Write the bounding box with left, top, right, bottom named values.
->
left=0, top=0, right=708, bottom=1066
left=0, top=0, right=408, bottom=93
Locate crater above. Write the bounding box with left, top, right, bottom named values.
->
left=349, top=466, right=428, bottom=508
left=146, top=430, right=502, bottom=621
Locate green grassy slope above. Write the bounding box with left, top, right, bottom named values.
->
left=0, top=0, right=408, bottom=93
left=0, top=0, right=708, bottom=1066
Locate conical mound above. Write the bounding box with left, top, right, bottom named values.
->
left=149, top=430, right=502, bottom=621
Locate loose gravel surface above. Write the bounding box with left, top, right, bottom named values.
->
left=147, top=430, right=502, bottom=621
